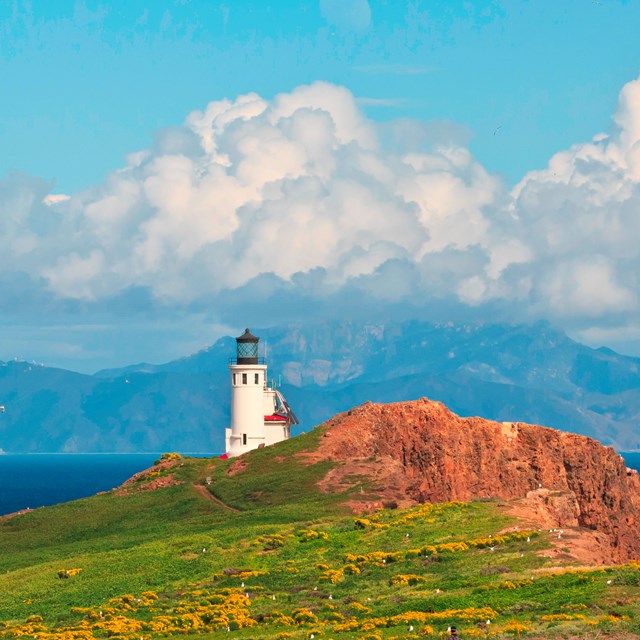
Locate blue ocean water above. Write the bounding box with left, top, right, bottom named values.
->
left=0, top=452, right=638, bottom=518
left=0, top=454, right=159, bottom=516
left=622, top=452, right=640, bottom=472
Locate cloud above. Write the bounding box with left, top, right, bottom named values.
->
left=3, top=75, right=640, bottom=356
left=319, top=0, right=371, bottom=33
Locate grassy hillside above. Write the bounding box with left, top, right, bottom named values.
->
left=2, top=435, right=640, bottom=639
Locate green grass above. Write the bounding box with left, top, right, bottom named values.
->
left=1, top=441, right=640, bottom=639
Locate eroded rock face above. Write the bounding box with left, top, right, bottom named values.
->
left=312, top=398, right=640, bottom=562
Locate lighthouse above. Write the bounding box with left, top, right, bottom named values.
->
left=225, top=329, right=298, bottom=457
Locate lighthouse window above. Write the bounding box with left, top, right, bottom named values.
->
left=233, top=373, right=236, bottom=385
left=242, top=373, right=247, bottom=384
left=242, top=433, right=247, bottom=445
left=255, top=373, right=259, bottom=385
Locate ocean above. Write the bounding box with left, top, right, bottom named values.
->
left=1, top=452, right=639, bottom=518
left=0, top=454, right=160, bottom=516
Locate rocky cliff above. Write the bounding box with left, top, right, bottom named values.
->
left=310, top=398, right=640, bottom=563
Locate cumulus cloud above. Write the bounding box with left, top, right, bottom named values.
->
left=3, top=75, right=640, bottom=351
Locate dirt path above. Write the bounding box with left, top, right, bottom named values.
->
left=0, top=508, right=31, bottom=523
left=193, top=484, right=241, bottom=512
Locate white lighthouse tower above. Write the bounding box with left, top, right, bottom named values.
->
left=225, top=329, right=298, bottom=457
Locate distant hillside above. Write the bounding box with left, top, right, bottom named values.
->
left=1, top=320, right=640, bottom=452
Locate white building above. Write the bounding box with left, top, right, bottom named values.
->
left=225, top=329, right=298, bottom=457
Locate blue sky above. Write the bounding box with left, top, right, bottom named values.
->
left=3, top=0, right=640, bottom=191
left=1, top=0, right=640, bottom=371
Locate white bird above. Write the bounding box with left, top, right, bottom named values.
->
left=241, top=581, right=244, bottom=587
left=328, top=594, right=333, bottom=600
left=272, top=594, right=276, bottom=600
left=310, top=635, right=315, bottom=639
left=313, top=586, right=318, bottom=591
left=607, top=579, right=612, bottom=584
left=245, top=592, right=249, bottom=598
left=486, top=619, right=491, bottom=625
left=447, top=626, right=451, bottom=632
left=0, top=405, right=5, bottom=413
left=520, top=553, right=524, bottom=557
left=226, top=627, right=230, bottom=632
left=527, top=537, right=531, bottom=543
left=405, top=533, right=410, bottom=538
left=409, top=625, right=414, bottom=631
left=489, top=546, right=495, bottom=552
left=436, top=588, right=440, bottom=593
left=202, top=548, right=206, bottom=553
left=382, top=559, right=386, bottom=564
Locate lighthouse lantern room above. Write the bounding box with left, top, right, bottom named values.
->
left=225, top=329, right=298, bottom=457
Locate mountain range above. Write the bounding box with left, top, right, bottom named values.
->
left=1, top=320, right=639, bottom=453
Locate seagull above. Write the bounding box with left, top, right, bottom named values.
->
left=272, top=594, right=276, bottom=600
left=527, top=537, right=531, bottom=543
left=328, top=594, right=333, bottom=600
left=409, top=625, right=414, bottom=631
left=489, top=546, right=495, bottom=552
left=202, top=548, right=206, bottom=553
left=493, top=125, right=502, bottom=136
left=436, top=588, right=440, bottom=593
left=313, top=586, right=318, bottom=591
left=241, top=582, right=244, bottom=587
left=607, top=579, right=612, bottom=584
left=486, top=620, right=491, bottom=625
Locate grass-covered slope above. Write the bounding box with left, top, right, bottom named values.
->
left=2, top=435, right=640, bottom=639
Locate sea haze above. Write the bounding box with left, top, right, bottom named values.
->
left=0, top=452, right=639, bottom=518
left=0, top=454, right=159, bottom=516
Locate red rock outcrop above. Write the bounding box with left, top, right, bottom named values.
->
left=309, top=398, right=640, bottom=563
